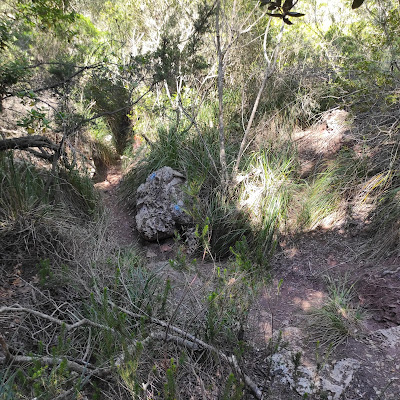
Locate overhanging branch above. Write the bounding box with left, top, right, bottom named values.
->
left=0, top=135, right=58, bottom=152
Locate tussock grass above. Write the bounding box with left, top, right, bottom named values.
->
left=194, top=192, right=251, bottom=259
left=0, top=152, right=101, bottom=267
left=297, top=168, right=340, bottom=229
left=305, top=276, right=365, bottom=348
left=237, top=147, right=295, bottom=264
left=120, top=124, right=222, bottom=212
left=366, top=181, right=400, bottom=259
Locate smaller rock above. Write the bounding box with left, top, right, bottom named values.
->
left=146, top=249, right=157, bottom=258
left=375, top=325, right=400, bottom=348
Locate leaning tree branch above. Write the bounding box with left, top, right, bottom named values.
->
left=0, top=134, right=74, bottom=170
left=0, top=135, right=58, bottom=152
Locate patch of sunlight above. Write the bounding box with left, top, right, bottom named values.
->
left=293, top=290, right=326, bottom=311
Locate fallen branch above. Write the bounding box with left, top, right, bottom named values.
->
left=0, top=355, right=111, bottom=377
left=0, top=135, right=58, bottom=152
left=0, top=305, right=114, bottom=333
left=149, top=331, right=201, bottom=351
left=111, top=302, right=264, bottom=399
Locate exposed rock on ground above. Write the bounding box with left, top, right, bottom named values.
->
left=269, top=327, right=361, bottom=399
left=135, top=166, right=191, bottom=241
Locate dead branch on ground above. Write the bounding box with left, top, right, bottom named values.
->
left=0, top=305, right=114, bottom=332
left=1, top=302, right=264, bottom=399
left=0, top=355, right=111, bottom=377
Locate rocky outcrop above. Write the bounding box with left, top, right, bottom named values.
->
left=135, top=167, right=191, bottom=241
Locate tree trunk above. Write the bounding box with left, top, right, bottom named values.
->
left=216, top=0, right=229, bottom=190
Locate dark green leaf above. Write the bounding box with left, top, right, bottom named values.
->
left=286, top=11, right=305, bottom=17
left=261, top=0, right=281, bottom=8
left=268, top=5, right=279, bottom=10
left=352, top=0, right=365, bottom=9
left=266, top=13, right=283, bottom=18
left=283, top=17, right=293, bottom=25
left=259, top=0, right=271, bottom=6
left=282, top=0, right=293, bottom=12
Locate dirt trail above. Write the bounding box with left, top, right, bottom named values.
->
left=94, top=163, right=176, bottom=261
left=94, top=162, right=137, bottom=247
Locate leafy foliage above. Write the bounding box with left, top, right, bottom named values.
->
left=260, top=0, right=305, bottom=25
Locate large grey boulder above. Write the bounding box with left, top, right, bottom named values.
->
left=135, top=167, right=191, bottom=241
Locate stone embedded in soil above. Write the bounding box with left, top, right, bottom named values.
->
left=269, top=327, right=360, bottom=399
left=375, top=325, right=400, bottom=348
left=135, top=167, right=191, bottom=241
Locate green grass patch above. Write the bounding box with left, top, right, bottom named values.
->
left=305, top=276, right=365, bottom=348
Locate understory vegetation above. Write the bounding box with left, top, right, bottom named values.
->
left=1, top=0, right=399, bottom=398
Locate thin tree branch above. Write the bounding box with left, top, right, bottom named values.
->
left=0, top=355, right=111, bottom=377
left=233, top=21, right=285, bottom=180
left=5, top=64, right=103, bottom=100
left=216, top=0, right=229, bottom=189
left=0, top=306, right=114, bottom=332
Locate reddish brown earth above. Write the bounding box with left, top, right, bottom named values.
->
left=94, top=162, right=137, bottom=247
left=245, top=230, right=400, bottom=399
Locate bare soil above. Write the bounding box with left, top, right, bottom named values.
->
left=245, top=230, right=400, bottom=399
left=94, top=162, right=137, bottom=247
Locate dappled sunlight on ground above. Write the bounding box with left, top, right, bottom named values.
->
left=293, top=289, right=326, bottom=311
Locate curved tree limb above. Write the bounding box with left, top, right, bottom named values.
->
left=0, top=135, right=58, bottom=152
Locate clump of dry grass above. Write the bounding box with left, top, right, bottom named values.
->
left=366, top=181, right=400, bottom=260
left=305, top=276, right=365, bottom=348
left=0, top=152, right=101, bottom=268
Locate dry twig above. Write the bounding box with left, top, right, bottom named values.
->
left=0, top=305, right=114, bottom=332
